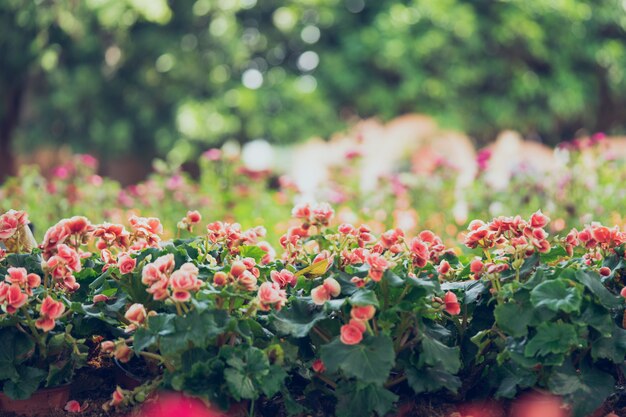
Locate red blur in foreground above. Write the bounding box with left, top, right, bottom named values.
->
left=453, top=393, right=569, bottom=417
left=135, top=394, right=239, bottom=417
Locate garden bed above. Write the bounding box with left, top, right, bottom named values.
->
left=1, top=203, right=626, bottom=417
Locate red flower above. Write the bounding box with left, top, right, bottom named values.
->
left=312, top=359, right=326, bottom=373
left=444, top=291, right=461, bottom=315
left=340, top=322, right=364, bottom=345
left=350, top=305, right=376, bottom=321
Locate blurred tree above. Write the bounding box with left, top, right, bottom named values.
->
left=1, top=0, right=626, bottom=182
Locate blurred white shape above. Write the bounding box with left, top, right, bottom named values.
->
left=297, top=51, right=319, bottom=72
left=222, top=140, right=241, bottom=159
left=242, top=69, right=263, bottom=89
left=242, top=139, right=274, bottom=172
left=301, top=25, right=321, bottom=44
left=105, top=46, right=122, bottom=67
left=295, top=75, right=317, bottom=93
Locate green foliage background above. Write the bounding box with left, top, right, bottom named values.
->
left=2, top=0, right=626, bottom=163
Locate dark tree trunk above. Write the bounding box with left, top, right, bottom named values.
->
left=0, top=85, right=23, bottom=183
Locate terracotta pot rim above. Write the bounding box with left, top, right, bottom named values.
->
left=0, top=382, right=72, bottom=398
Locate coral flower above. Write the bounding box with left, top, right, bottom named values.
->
left=350, top=305, right=376, bottom=321
left=444, top=291, right=461, bottom=315
left=340, top=322, right=364, bottom=345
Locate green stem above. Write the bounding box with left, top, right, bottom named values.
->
left=312, top=325, right=331, bottom=343
left=384, top=374, right=407, bottom=388
left=21, top=308, right=46, bottom=359
left=248, top=399, right=255, bottom=417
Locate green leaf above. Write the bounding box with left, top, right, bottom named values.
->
left=320, top=335, right=395, bottom=385
left=406, top=366, right=462, bottom=394
left=223, top=347, right=270, bottom=401
left=349, top=289, right=379, bottom=307
left=591, top=326, right=626, bottom=363
left=3, top=366, right=46, bottom=400
left=239, top=246, right=267, bottom=263
left=530, top=279, right=582, bottom=313
left=45, top=360, right=72, bottom=388
left=494, top=302, right=533, bottom=337
left=548, top=360, right=615, bottom=417
left=335, top=382, right=398, bottom=417
left=406, top=276, right=440, bottom=295
left=524, top=322, right=578, bottom=357
left=0, top=328, right=35, bottom=381
left=270, top=298, right=327, bottom=338
left=572, top=270, right=621, bottom=308
left=224, top=368, right=257, bottom=401
left=494, top=363, right=538, bottom=398
left=419, top=334, right=461, bottom=374
left=574, top=302, right=613, bottom=335
left=539, top=246, right=568, bottom=263
left=283, top=389, right=308, bottom=416
left=382, top=269, right=405, bottom=287
left=442, top=280, right=487, bottom=304
left=260, top=365, right=287, bottom=397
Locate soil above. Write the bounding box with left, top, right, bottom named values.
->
left=0, top=365, right=131, bottom=417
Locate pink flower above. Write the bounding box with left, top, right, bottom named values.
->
left=291, top=203, right=311, bottom=220
left=186, top=210, right=202, bottom=224
left=169, top=263, right=202, bottom=301
left=270, top=269, right=297, bottom=288
left=35, top=296, right=65, bottom=331
left=340, top=322, right=364, bottom=345
left=94, top=223, right=130, bottom=250
left=110, top=386, right=125, bottom=407
left=230, top=261, right=247, bottom=278
left=311, top=278, right=341, bottom=305
left=600, top=267, right=611, bottom=277
left=351, top=305, right=376, bottom=321
left=380, top=228, right=404, bottom=249
left=35, top=316, right=56, bottom=332
left=40, top=296, right=65, bottom=319
left=257, top=241, right=276, bottom=265
left=2, top=284, right=28, bottom=314
left=312, top=359, right=326, bottom=373
left=237, top=270, right=258, bottom=291
left=100, top=341, right=115, bottom=353
left=142, top=254, right=175, bottom=286
left=366, top=253, right=389, bottom=282
left=203, top=148, right=222, bottom=161
left=64, top=400, right=84, bottom=413
left=125, top=303, right=147, bottom=325
left=93, top=294, right=109, bottom=303
left=114, top=343, right=133, bottom=363
left=410, top=238, right=429, bottom=268
left=213, top=271, right=228, bottom=286
left=620, top=287, right=626, bottom=299
left=470, top=259, right=484, bottom=274
left=117, top=253, right=136, bottom=274
left=0, top=210, right=29, bottom=240
left=311, top=203, right=334, bottom=226
left=6, top=267, right=28, bottom=286
left=437, top=260, right=451, bottom=275
left=530, top=210, right=549, bottom=229
left=257, top=282, right=287, bottom=311
left=338, top=223, right=357, bottom=235
left=444, top=291, right=461, bottom=315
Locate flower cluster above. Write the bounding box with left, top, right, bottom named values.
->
left=141, top=254, right=202, bottom=302
left=464, top=211, right=551, bottom=255
left=207, top=221, right=265, bottom=253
